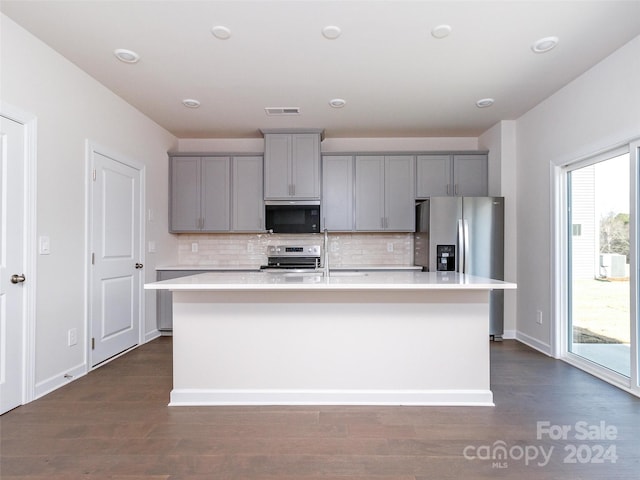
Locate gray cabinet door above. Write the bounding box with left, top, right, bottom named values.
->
left=453, top=154, right=488, bottom=196
left=416, top=153, right=488, bottom=197
left=355, top=156, right=386, bottom=230
left=291, top=133, right=320, bottom=198
left=355, top=155, right=415, bottom=231
left=156, top=270, right=204, bottom=331
left=233, top=156, right=264, bottom=231
left=385, top=155, right=415, bottom=231
left=322, top=155, right=353, bottom=231
left=264, top=134, right=291, bottom=198
left=201, top=157, right=230, bottom=231
left=170, top=156, right=201, bottom=232
left=264, top=132, right=321, bottom=199
left=416, top=154, right=450, bottom=198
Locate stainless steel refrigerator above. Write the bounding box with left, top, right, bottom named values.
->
left=414, top=197, right=505, bottom=338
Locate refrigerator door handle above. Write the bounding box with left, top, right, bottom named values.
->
left=457, top=219, right=465, bottom=273
left=463, top=219, right=470, bottom=274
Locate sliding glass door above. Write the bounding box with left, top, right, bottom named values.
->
left=567, top=152, right=631, bottom=377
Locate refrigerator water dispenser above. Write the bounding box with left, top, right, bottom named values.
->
left=436, top=245, right=455, bottom=271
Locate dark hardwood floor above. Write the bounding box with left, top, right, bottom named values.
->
left=1, top=338, right=638, bottom=479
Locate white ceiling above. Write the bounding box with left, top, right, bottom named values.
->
left=2, top=1, right=640, bottom=139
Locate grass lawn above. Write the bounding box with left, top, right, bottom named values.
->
left=571, top=278, right=630, bottom=343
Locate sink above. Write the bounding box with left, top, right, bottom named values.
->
left=329, top=271, right=369, bottom=277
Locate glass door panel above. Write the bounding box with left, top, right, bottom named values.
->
left=568, top=153, right=631, bottom=377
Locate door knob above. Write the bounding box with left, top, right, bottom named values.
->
left=11, top=274, right=26, bottom=284
left=135, top=263, right=143, bottom=269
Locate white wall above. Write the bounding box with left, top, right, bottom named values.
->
left=177, top=136, right=479, bottom=153
left=1, top=14, right=178, bottom=397
left=479, top=121, right=518, bottom=337
left=515, top=35, right=640, bottom=354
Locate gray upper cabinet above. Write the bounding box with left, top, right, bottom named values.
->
left=170, top=156, right=200, bottom=232
left=385, top=156, right=416, bottom=230
left=170, top=156, right=229, bottom=232
left=416, top=154, right=450, bottom=197
left=232, top=156, right=264, bottom=231
left=322, top=155, right=354, bottom=231
left=201, top=157, right=230, bottom=231
left=452, top=154, right=488, bottom=196
left=170, top=155, right=263, bottom=233
left=416, top=153, right=488, bottom=198
left=355, top=155, right=415, bottom=231
left=263, top=130, right=322, bottom=199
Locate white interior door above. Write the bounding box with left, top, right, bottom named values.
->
left=0, top=115, right=26, bottom=414
left=90, top=149, right=142, bottom=366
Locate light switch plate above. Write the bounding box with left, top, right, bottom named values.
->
left=39, top=236, right=51, bottom=255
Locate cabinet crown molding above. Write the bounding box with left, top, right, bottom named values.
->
left=260, top=129, right=325, bottom=141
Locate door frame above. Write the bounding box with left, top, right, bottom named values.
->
left=553, top=137, right=640, bottom=399
left=0, top=101, right=37, bottom=406
left=85, top=141, right=146, bottom=369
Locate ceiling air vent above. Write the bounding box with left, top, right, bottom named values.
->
left=265, top=107, right=301, bottom=116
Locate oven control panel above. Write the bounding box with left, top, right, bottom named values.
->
left=267, top=245, right=321, bottom=257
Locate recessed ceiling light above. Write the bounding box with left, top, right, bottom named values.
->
left=182, top=99, right=201, bottom=108
left=322, top=25, right=342, bottom=40
left=113, top=49, right=140, bottom=63
left=531, top=36, right=559, bottom=53
left=211, top=25, right=232, bottom=40
left=329, top=98, right=346, bottom=108
left=476, top=98, right=494, bottom=108
left=431, top=24, right=452, bottom=39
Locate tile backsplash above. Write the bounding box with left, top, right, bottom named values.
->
left=177, top=232, right=414, bottom=268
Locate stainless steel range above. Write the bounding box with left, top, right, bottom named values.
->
left=261, top=245, right=322, bottom=273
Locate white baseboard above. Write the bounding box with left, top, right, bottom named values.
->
left=34, top=362, right=87, bottom=400
left=502, top=329, right=516, bottom=339
left=144, top=329, right=162, bottom=343
left=515, top=331, right=553, bottom=356
left=169, top=388, right=495, bottom=407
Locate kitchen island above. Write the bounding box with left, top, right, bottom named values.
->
left=145, top=271, right=516, bottom=407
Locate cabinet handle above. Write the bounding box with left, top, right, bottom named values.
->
left=455, top=184, right=459, bottom=195
left=446, top=184, right=450, bottom=195
left=291, top=184, right=295, bottom=196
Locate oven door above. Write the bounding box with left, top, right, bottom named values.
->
left=265, top=201, right=320, bottom=233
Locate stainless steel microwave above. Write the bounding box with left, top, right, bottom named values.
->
left=265, top=201, right=321, bottom=234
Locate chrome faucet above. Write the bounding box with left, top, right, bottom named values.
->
left=323, top=228, right=330, bottom=276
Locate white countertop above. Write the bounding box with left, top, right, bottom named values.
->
left=145, top=270, right=516, bottom=291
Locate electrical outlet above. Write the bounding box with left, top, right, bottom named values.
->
left=191, top=242, right=198, bottom=253
left=68, top=328, right=77, bottom=346
left=536, top=310, right=543, bottom=325
left=387, top=242, right=394, bottom=252
left=148, top=240, right=156, bottom=253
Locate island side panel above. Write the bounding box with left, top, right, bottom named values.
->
left=171, top=289, right=492, bottom=406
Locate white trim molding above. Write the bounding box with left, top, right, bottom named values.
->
left=85, top=141, right=147, bottom=370
left=169, top=388, right=495, bottom=407
left=0, top=102, right=38, bottom=406
left=553, top=137, right=640, bottom=398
